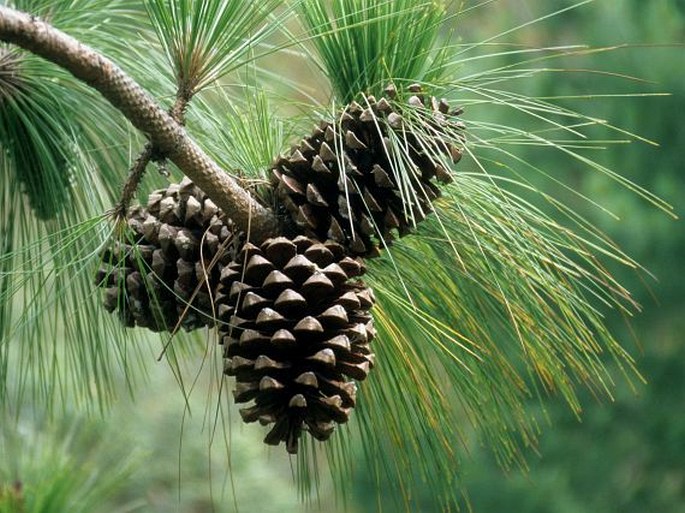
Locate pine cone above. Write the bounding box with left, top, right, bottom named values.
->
left=218, top=235, right=376, bottom=453
left=96, top=178, right=243, bottom=332
left=272, top=83, right=465, bottom=257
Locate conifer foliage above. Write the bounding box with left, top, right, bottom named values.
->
left=0, top=0, right=670, bottom=509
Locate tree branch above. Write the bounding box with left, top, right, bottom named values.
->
left=113, top=92, right=191, bottom=220
left=0, top=6, right=279, bottom=242
left=113, top=142, right=155, bottom=220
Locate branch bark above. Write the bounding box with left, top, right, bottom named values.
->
left=114, top=92, right=190, bottom=220
left=113, top=142, right=155, bottom=220
left=0, top=6, right=279, bottom=242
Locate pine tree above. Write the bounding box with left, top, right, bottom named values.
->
left=0, top=0, right=674, bottom=510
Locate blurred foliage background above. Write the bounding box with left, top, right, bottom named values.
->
left=449, top=2, right=685, bottom=512
left=1, top=0, right=683, bottom=512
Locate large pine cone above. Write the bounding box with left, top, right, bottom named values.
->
left=217, top=235, right=376, bottom=453
left=272, top=83, right=465, bottom=257
left=96, top=178, right=243, bottom=332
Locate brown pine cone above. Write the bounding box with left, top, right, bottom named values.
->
left=96, top=178, right=243, bottom=332
left=217, top=235, right=376, bottom=453
left=272, top=83, right=465, bottom=257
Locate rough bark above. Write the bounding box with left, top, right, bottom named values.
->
left=0, top=6, right=279, bottom=242
left=114, top=93, right=191, bottom=219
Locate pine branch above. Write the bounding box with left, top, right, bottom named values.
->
left=0, top=6, right=279, bottom=242
left=113, top=142, right=155, bottom=220
left=113, top=92, right=191, bottom=220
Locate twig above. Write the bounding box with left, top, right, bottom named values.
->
left=112, top=142, right=155, bottom=220
left=0, top=6, right=279, bottom=242
left=113, top=92, right=190, bottom=220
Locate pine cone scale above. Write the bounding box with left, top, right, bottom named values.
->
left=218, top=235, right=375, bottom=453
left=273, top=85, right=465, bottom=256
left=96, top=178, right=243, bottom=332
